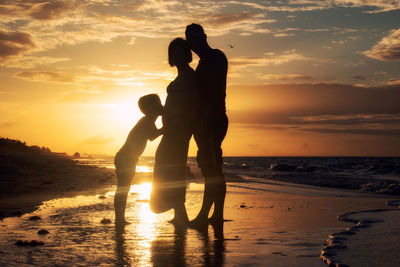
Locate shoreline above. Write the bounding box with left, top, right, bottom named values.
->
left=1, top=171, right=399, bottom=265
left=2, top=160, right=397, bottom=219
left=321, top=201, right=400, bottom=267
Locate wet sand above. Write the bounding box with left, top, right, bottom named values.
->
left=322, top=204, right=400, bottom=267
left=0, top=165, right=117, bottom=219
left=0, top=140, right=119, bottom=219
left=0, top=175, right=398, bottom=266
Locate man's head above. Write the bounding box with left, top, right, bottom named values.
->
left=138, top=94, right=163, bottom=116
left=185, top=23, right=208, bottom=55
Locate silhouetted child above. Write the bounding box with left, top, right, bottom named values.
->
left=114, top=94, right=163, bottom=225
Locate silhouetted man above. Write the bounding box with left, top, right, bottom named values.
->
left=185, top=24, right=228, bottom=227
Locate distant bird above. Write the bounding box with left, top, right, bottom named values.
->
left=227, top=44, right=235, bottom=48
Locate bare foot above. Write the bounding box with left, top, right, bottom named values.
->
left=168, top=217, right=188, bottom=228
left=188, top=216, right=209, bottom=230
left=208, top=216, right=232, bottom=224
left=115, top=219, right=131, bottom=227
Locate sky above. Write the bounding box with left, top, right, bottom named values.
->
left=0, top=0, right=399, bottom=156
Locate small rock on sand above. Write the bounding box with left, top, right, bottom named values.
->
left=100, top=218, right=112, bottom=224
left=240, top=204, right=246, bottom=208
left=98, top=195, right=106, bottom=199
left=15, top=240, right=44, bottom=247
left=29, top=216, right=42, bottom=221
left=37, top=229, right=49, bottom=235
left=272, top=251, right=287, bottom=256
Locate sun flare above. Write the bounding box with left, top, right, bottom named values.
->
left=136, top=166, right=153, bottom=173
left=106, top=101, right=142, bottom=125
left=131, top=182, right=153, bottom=201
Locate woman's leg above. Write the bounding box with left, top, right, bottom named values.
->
left=170, top=202, right=189, bottom=227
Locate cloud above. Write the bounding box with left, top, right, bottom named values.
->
left=301, top=127, right=400, bottom=136
left=76, top=65, right=175, bottom=85
left=229, top=113, right=400, bottom=137
left=226, top=83, right=400, bottom=137
left=230, top=50, right=313, bottom=67
left=30, top=1, right=75, bottom=20
left=240, top=0, right=400, bottom=13
left=350, top=75, right=368, bottom=81
left=1, top=56, right=71, bottom=69
left=0, top=0, right=277, bottom=62
left=384, top=78, right=400, bottom=85
left=0, top=121, right=15, bottom=128
left=288, top=114, right=400, bottom=126
left=260, top=74, right=312, bottom=81
left=227, top=84, right=400, bottom=138
left=227, top=83, right=400, bottom=122
left=273, top=33, right=295, bottom=37
left=0, top=30, right=35, bottom=60
left=330, top=0, right=400, bottom=13
left=206, top=12, right=263, bottom=26
left=15, top=71, right=76, bottom=83
left=362, top=29, right=400, bottom=61
left=84, top=134, right=113, bottom=144
left=201, top=12, right=275, bottom=35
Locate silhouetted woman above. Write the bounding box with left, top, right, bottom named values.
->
left=150, top=38, right=197, bottom=226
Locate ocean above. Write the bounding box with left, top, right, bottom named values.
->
left=75, top=156, right=400, bottom=195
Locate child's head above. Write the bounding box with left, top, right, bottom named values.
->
left=138, top=94, right=163, bottom=116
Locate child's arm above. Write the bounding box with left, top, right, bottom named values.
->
left=148, top=126, right=163, bottom=141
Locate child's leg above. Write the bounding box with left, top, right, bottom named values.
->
left=114, top=169, right=133, bottom=224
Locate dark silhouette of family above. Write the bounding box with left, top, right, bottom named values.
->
left=114, top=24, right=228, bottom=229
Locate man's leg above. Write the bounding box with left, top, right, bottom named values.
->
left=189, top=128, right=216, bottom=227
left=189, top=150, right=214, bottom=226
left=191, top=114, right=228, bottom=226
left=208, top=114, right=228, bottom=223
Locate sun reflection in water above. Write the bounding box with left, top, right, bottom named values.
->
left=127, top=183, right=157, bottom=265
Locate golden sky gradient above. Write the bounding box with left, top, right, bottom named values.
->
left=1, top=0, right=400, bottom=156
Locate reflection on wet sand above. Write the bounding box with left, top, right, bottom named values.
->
left=115, top=195, right=225, bottom=266
left=1, top=180, right=394, bottom=266
left=114, top=182, right=226, bottom=266
left=115, top=225, right=226, bottom=267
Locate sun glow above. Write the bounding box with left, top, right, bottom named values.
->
left=131, top=182, right=153, bottom=201
left=136, top=166, right=153, bottom=173
left=106, top=101, right=143, bottom=126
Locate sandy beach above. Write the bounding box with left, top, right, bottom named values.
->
left=1, top=169, right=399, bottom=266
left=2, top=140, right=400, bottom=266
left=0, top=151, right=116, bottom=219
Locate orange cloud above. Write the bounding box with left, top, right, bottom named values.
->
left=0, top=30, right=35, bottom=60
left=15, top=71, right=76, bottom=83
left=363, top=29, right=400, bottom=61
left=30, top=1, right=75, bottom=20
left=230, top=50, right=314, bottom=67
